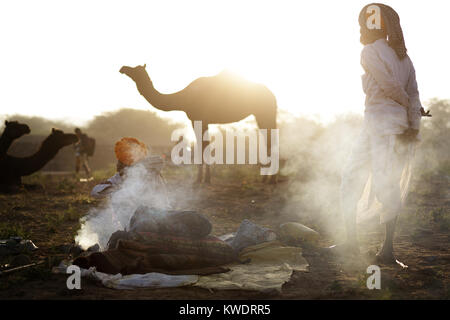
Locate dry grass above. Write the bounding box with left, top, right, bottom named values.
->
left=0, top=164, right=448, bottom=299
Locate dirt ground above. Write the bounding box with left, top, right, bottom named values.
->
left=0, top=165, right=448, bottom=300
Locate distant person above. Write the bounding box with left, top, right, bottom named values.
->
left=327, top=3, right=429, bottom=265
left=74, top=128, right=92, bottom=177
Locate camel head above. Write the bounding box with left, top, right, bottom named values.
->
left=119, top=64, right=149, bottom=81
left=45, top=128, right=78, bottom=149
left=4, top=120, right=31, bottom=139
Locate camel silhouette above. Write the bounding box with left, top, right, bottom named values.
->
left=0, top=128, right=78, bottom=192
left=120, top=64, right=278, bottom=183
left=0, top=120, right=30, bottom=157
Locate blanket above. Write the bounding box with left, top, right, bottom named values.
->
left=74, top=231, right=236, bottom=275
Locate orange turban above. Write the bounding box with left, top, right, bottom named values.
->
left=114, top=137, right=148, bottom=166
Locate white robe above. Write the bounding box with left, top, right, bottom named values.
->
left=341, top=39, right=422, bottom=224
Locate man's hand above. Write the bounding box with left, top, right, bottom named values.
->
left=397, top=128, right=419, bottom=144
left=420, top=107, right=432, bottom=117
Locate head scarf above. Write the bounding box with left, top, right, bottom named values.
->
left=359, top=3, right=407, bottom=59
left=114, top=137, right=148, bottom=166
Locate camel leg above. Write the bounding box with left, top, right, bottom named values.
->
left=205, top=164, right=211, bottom=183
left=267, top=127, right=277, bottom=185
left=196, top=164, right=203, bottom=183
left=194, top=121, right=211, bottom=184
left=191, top=120, right=202, bottom=184
left=266, top=116, right=278, bottom=184
left=203, top=124, right=211, bottom=184
left=255, top=112, right=278, bottom=184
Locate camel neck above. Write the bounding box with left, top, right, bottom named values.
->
left=135, top=76, right=181, bottom=112
left=17, top=138, right=60, bottom=176
left=0, top=132, right=14, bottom=155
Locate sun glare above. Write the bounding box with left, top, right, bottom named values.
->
left=0, top=0, right=448, bottom=125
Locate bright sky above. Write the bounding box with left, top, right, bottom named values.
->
left=0, top=0, right=448, bottom=127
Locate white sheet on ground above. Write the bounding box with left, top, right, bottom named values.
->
left=52, top=261, right=198, bottom=290
left=194, top=241, right=309, bottom=292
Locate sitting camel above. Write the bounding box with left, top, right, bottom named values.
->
left=120, top=64, right=278, bottom=184
left=0, top=128, right=78, bottom=192
left=0, top=120, right=30, bottom=157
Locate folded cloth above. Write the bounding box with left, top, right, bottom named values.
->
left=73, top=247, right=230, bottom=276
left=129, top=206, right=212, bottom=239
left=230, top=219, right=277, bottom=252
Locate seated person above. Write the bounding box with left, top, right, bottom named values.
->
left=91, top=137, right=167, bottom=201
left=90, top=137, right=171, bottom=230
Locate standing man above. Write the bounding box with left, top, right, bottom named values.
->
left=74, top=128, right=92, bottom=178
left=328, top=3, right=428, bottom=265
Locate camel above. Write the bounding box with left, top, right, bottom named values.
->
left=120, top=64, right=278, bottom=183
left=0, top=120, right=30, bottom=157
left=0, top=128, right=78, bottom=192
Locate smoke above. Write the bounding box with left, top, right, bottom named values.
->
left=75, top=162, right=171, bottom=250
left=413, top=99, right=450, bottom=174
left=278, top=114, right=363, bottom=239
left=278, top=100, right=449, bottom=241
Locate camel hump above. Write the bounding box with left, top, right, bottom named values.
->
left=218, top=69, right=238, bottom=77
left=217, top=70, right=249, bottom=82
